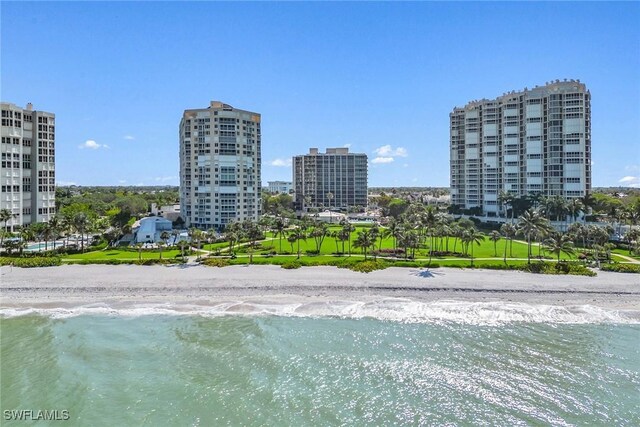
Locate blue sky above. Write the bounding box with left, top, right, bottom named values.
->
left=2, top=1, right=639, bottom=188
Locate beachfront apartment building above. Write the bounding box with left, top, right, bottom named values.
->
left=293, top=148, right=368, bottom=212
left=1, top=102, right=56, bottom=229
left=266, top=180, right=292, bottom=194
left=450, top=80, right=591, bottom=217
left=179, top=101, right=261, bottom=230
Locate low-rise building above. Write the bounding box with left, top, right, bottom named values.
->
left=266, top=181, right=292, bottom=194
left=133, top=217, right=173, bottom=244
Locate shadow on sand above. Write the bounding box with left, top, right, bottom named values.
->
left=166, top=263, right=202, bottom=270
left=410, top=268, right=445, bottom=279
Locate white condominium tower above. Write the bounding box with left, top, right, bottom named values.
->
left=450, top=80, right=591, bottom=217
left=179, top=101, right=261, bottom=230
left=293, top=148, right=368, bottom=212
left=1, top=102, right=56, bottom=229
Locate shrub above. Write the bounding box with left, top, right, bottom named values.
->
left=374, top=248, right=405, bottom=256
left=600, top=263, right=640, bottom=274
left=202, top=258, right=230, bottom=268
left=519, top=262, right=596, bottom=277
left=0, top=257, right=62, bottom=267
left=281, top=260, right=302, bottom=269
left=74, top=259, right=125, bottom=265
left=348, top=260, right=388, bottom=273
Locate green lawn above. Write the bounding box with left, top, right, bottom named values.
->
left=251, top=229, right=569, bottom=261
left=612, top=248, right=640, bottom=260
left=201, top=241, right=233, bottom=251
left=65, top=248, right=186, bottom=260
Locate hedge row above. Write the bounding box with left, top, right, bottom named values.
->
left=0, top=257, right=62, bottom=267
left=70, top=258, right=184, bottom=266
left=600, top=263, right=640, bottom=274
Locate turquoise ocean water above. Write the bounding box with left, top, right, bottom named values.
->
left=1, top=305, right=639, bottom=426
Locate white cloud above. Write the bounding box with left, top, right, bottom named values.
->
left=78, top=140, right=109, bottom=150
left=343, top=143, right=352, bottom=148
left=270, top=158, right=292, bottom=167
left=619, top=176, right=640, bottom=187
left=373, top=145, right=407, bottom=157
left=154, top=176, right=177, bottom=182
left=403, top=163, right=409, bottom=168
left=118, top=180, right=127, bottom=184
left=372, top=156, right=394, bottom=164
left=57, top=180, right=77, bottom=186
left=123, top=135, right=135, bottom=140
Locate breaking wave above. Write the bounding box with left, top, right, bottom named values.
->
left=2, top=299, right=639, bottom=324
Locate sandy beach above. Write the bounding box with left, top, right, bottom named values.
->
left=1, top=264, right=639, bottom=312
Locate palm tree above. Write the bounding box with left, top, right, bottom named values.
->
left=170, top=229, right=180, bottom=246
left=568, top=198, right=584, bottom=224
left=326, top=192, right=334, bottom=222
left=135, top=242, right=144, bottom=261
left=518, top=209, right=551, bottom=264
left=568, top=222, right=587, bottom=250
left=369, top=224, right=380, bottom=260
left=330, top=230, right=340, bottom=253
left=353, top=229, right=375, bottom=260
left=42, top=222, right=55, bottom=251
left=386, top=218, right=401, bottom=250
left=420, top=205, right=438, bottom=252
left=287, top=234, right=297, bottom=254
left=461, top=228, right=485, bottom=267
left=224, top=230, right=238, bottom=255
left=289, top=225, right=307, bottom=259
left=498, top=191, right=514, bottom=221
left=159, top=231, right=171, bottom=260
left=489, top=230, right=501, bottom=257
left=309, top=221, right=328, bottom=253
left=272, top=217, right=287, bottom=254
left=242, top=220, right=263, bottom=264
left=543, top=233, right=575, bottom=262
left=379, top=228, right=391, bottom=255
left=500, top=222, right=517, bottom=261
left=581, top=193, right=596, bottom=216
left=19, top=226, right=35, bottom=257
left=450, top=223, right=462, bottom=254
left=177, top=240, right=189, bottom=261
left=0, top=209, right=15, bottom=240
left=73, top=212, right=90, bottom=252
left=189, top=228, right=204, bottom=261
left=341, top=219, right=355, bottom=257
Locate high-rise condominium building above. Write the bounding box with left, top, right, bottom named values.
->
left=1, top=102, right=56, bottom=229
left=293, top=148, right=368, bottom=212
left=179, top=101, right=261, bottom=230
left=450, top=80, right=591, bottom=216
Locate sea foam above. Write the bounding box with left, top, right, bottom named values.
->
left=1, top=299, right=638, bottom=324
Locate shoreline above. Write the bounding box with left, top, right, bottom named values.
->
left=2, top=264, right=640, bottom=313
